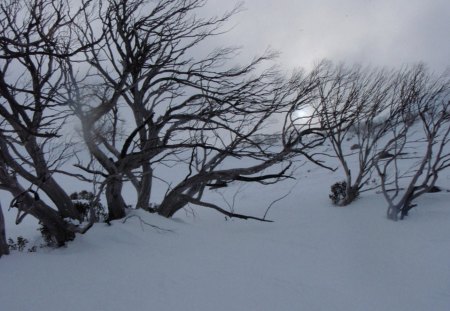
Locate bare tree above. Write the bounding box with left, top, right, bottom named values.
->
left=0, top=0, right=97, bottom=244
left=62, top=0, right=326, bottom=221
left=297, top=63, right=401, bottom=205
left=375, top=65, right=450, bottom=220
left=154, top=71, right=324, bottom=219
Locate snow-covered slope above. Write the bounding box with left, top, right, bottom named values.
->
left=1, top=137, right=450, bottom=311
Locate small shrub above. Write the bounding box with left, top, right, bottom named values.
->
left=329, top=181, right=347, bottom=205
left=28, top=246, right=37, bottom=253
left=428, top=186, right=442, bottom=193
left=143, top=203, right=159, bottom=213
left=38, top=224, right=56, bottom=248
left=70, top=191, right=108, bottom=222
left=8, top=236, right=29, bottom=252
left=329, top=181, right=360, bottom=205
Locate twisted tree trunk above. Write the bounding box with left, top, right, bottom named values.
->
left=0, top=166, right=75, bottom=246
left=28, top=200, right=76, bottom=246
left=39, top=177, right=82, bottom=220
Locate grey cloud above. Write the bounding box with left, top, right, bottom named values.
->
left=203, top=0, right=450, bottom=70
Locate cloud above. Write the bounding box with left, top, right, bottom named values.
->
left=203, top=0, right=450, bottom=71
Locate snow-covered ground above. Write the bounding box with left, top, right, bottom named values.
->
left=1, top=139, right=450, bottom=311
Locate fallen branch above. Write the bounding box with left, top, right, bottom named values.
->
left=183, top=195, right=274, bottom=222
left=263, top=180, right=299, bottom=220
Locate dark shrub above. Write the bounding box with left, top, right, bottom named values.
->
left=329, top=181, right=348, bottom=205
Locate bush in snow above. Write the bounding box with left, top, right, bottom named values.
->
left=329, top=181, right=359, bottom=206
left=70, top=191, right=108, bottom=223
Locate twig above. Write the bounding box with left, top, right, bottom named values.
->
left=183, top=195, right=273, bottom=222
left=122, top=215, right=174, bottom=232
left=263, top=180, right=299, bottom=220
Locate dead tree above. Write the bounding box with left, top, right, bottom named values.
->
left=62, top=0, right=327, bottom=220
left=298, top=63, right=411, bottom=205
left=0, top=0, right=97, bottom=244
left=375, top=65, right=450, bottom=220
left=155, top=71, right=326, bottom=219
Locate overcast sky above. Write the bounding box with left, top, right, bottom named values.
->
left=203, top=0, right=450, bottom=71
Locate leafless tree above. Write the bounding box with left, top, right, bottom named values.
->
left=154, top=71, right=324, bottom=219
left=0, top=0, right=98, bottom=245
left=375, top=65, right=450, bottom=220
left=300, top=63, right=404, bottom=205
left=62, top=0, right=326, bottom=221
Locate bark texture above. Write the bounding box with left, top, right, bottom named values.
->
left=105, top=177, right=127, bottom=220
left=0, top=202, right=9, bottom=257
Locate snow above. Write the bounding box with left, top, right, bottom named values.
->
left=1, top=142, right=450, bottom=311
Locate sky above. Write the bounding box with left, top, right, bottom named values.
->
left=203, top=0, right=450, bottom=72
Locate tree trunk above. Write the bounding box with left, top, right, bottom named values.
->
left=157, top=193, right=188, bottom=218
left=136, top=166, right=152, bottom=210
left=40, top=177, right=82, bottom=220
left=342, top=184, right=359, bottom=206
left=0, top=202, right=9, bottom=257
left=105, top=176, right=127, bottom=220
left=157, top=182, right=206, bottom=218
left=30, top=201, right=76, bottom=246
left=12, top=189, right=76, bottom=246
left=400, top=192, right=416, bottom=220
left=387, top=204, right=399, bottom=221
left=0, top=168, right=75, bottom=246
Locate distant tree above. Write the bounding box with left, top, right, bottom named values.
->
left=375, top=65, right=450, bottom=220
left=304, top=62, right=401, bottom=205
